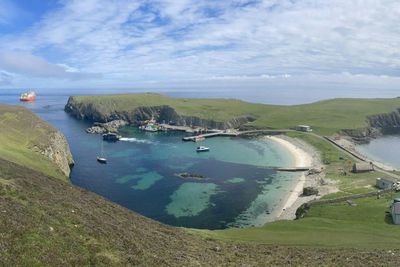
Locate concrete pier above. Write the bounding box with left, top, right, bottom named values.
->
left=182, top=130, right=239, bottom=141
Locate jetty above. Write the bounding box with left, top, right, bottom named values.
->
left=182, top=130, right=239, bottom=141
left=274, top=167, right=311, bottom=172
left=159, top=124, right=202, bottom=133
left=182, top=129, right=292, bottom=142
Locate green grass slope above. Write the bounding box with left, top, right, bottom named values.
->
left=201, top=193, right=400, bottom=249
left=3, top=158, right=400, bottom=266
left=0, top=105, right=68, bottom=180
left=199, top=132, right=400, bottom=249
left=71, top=94, right=400, bottom=135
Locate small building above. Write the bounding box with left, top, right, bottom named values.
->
left=352, top=162, right=374, bottom=173
left=376, top=178, right=395, bottom=190
left=391, top=198, right=400, bottom=225
left=296, top=125, right=312, bottom=132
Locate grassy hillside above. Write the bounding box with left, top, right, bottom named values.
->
left=197, top=132, right=399, bottom=249
left=200, top=192, right=400, bottom=249
left=3, top=158, right=399, bottom=266
left=0, top=105, right=69, bottom=181
left=71, top=94, right=400, bottom=134
left=3, top=103, right=400, bottom=265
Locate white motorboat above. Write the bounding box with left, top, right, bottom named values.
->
left=196, top=146, right=210, bottom=152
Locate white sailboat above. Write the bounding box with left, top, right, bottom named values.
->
left=97, top=140, right=107, bottom=163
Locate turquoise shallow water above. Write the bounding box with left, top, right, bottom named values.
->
left=0, top=91, right=300, bottom=230
left=96, top=126, right=299, bottom=229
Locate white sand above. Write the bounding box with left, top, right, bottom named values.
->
left=265, top=136, right=313, bottom=218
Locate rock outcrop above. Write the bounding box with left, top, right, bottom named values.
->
left=86, top=120, right=128, bottom=134
left=31, top=130, right=74, bottom=177
left=302, top=187, right=319, bottom=196
left=342, top=109, right=400, bottom=143
left=0, top=104, right=74, bottom=178
left=367, top=108, right=400, bottom=133
left=65, top=97, right=255, bottom=130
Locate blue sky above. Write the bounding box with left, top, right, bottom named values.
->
left=1, top=0, right=400, bottom=93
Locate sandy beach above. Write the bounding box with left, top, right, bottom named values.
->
left=264, top=135, right=337, bottom=221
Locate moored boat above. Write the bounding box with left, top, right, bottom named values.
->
left=97, top=140, right=107, bottom=163
left=96, top=156, right=107, bottom=164
left=139, top=123, right=159, bottom=132
left=196, top=146, right=210, bottom=152
left=102, top=132, right=121, bottom=141
left=20, top=91, right=36, bottom=102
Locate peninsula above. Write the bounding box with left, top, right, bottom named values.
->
left=65, top=93, right=400, bottom=138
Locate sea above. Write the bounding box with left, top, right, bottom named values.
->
left=356, top=136, right=400, bottom=169
left=0, top=88, right=306, bottom=229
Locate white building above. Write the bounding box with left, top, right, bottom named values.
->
left=376, top=178, right=394, bottom=190
left=296, top=125, right=312, bottom=132
left=391, top=199, right=400, bottom=225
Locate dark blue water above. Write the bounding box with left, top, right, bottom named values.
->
left=0, top=89, right=297, bottom=229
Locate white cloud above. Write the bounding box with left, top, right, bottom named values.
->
left=0, top=0, right=400, bottom=90
left=0, top=70, right=13, bottom=85
left=0, top=51, right=101, bottom=80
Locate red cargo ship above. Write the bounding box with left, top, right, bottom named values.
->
left=20, top=91, right=36, bottom=102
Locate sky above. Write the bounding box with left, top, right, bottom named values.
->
left=1, top=0, right=400, bottom=96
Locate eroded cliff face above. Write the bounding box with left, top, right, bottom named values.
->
left=367, top=108, right=400, bottom=133
left=342, top=108, right=400, bottom=143
left=65, top=97, right=255, bottom=130
left=31, top=131, right=74, bottom=177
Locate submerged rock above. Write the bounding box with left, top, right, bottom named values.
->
left=175, top=172, right=209, bottom=180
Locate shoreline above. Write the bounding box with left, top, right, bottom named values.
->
left=264, top=135, right=337, bottom=221
left=332, top=135, right=397, bottom=172
left=266, top=135, right=312, bottom=219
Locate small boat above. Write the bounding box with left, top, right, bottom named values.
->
left=96, top=156, right=107, bottom=164
left=196, top=146, right=210, bottom=152
left=20, top=91, right=36, bottom=102
left=139, top=123, right=159, bottom=132
left=143, top=124, right=158, bottom=132
left=97, top=141, right=107, bottom=163
left=102, top=132, right=121, bottom=141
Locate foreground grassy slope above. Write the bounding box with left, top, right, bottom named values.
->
left=71, top=94, right=400, bottom=134
left=0, top=105, right=69, bottom=181
left=4, top=159, right=400, bottom=266
left=201, top=193, right=400, bottom=249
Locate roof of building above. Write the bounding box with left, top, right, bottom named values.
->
left=353, top=163, right=373, bottom=170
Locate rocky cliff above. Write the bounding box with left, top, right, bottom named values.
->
left=342, top=108, right=400, bottom=143
left=0, top=104, right=74, bottom=178
left=367, top=108, right=400, bottom=133
left=31, top=130, right=74, bottom=177
left=65, top=96, right=255, bottom=129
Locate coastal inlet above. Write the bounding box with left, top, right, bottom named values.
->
left=70, top=125, right=300, bottom=229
